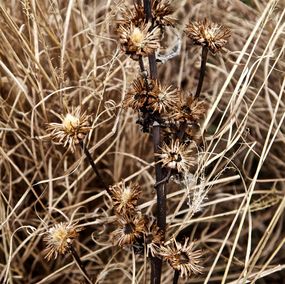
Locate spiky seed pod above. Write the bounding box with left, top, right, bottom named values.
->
left=43, top=222, right=82, bottom=261
left=147, top=82, right=180, bottom=113
left=112, top=213, right=146, bottom=247
left=144, top=219, right=164, bottom=257
left=47, top=107, right=91, bottom=152
left=185, top=19, right=231, bottom=54
left=110, top=181, right=142, bottom=214
left=159, top=139, right=196, bottom=173
left=119, top=3, right=145, bottom=26
left=152, top=0, right=176, bottom=27
left=159, top=238, right=203, bottom=278
left=123, top=77, right=149, bottom=110
left=171, top=92, right=207, bottom=123
left=117, top=22, right=161, bottom=58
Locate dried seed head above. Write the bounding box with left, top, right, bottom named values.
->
left=110, top=181, right=142, bottom=214
left=112, top=213, right=146, bottom=247
left=43, top=222, right=82, bottom=261
left=144, top=219, right=164, bottom=257
left=159, top=238, right=203, bottom=278
left=185, top=19, right=231, bottom=54
left=124, top=76, right=149, bottom=110
left=152, top=0, right=176, bottom=27
left=47, top=107, right=91, bottom=152
left=160, top=139, right=196, bottom=173
left=147, top=82, right=180, bottom=113
left=118, top=22, right=161, bottom=57
left=171, top=92, right=207, bottom=123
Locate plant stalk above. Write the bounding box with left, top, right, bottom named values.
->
left=69, top=245, right=93, bottom=284
left=195, top=46, right=208, bottom=99
left=173, top=270, right=180, bottom=284
left=79, top=140, right=110, bottom=194
left=141, top=1, right=167, bottom=283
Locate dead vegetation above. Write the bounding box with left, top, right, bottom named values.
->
left=0, top=0, right=285, bottom=283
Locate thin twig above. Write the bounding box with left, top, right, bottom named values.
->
left=79, top=140, right=110, bottom=194
left=173, top=270, right=180, bottom=284
left=69, top=245, right=93, bottom=284
left=195, top=46, right=208, bottom=98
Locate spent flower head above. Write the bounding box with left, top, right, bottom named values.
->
left=110, top=181, right=142, bottom=214
left=171, top=92, right=207, bottom=123
left=159, top=139, right=196, bottom=173
left=43, top=222, right=82, bottom=261
left=185, top=19, right=231, bottom=54
left=118, top=22, right=161, bottom=58
left=47, top=107, right=91, bottom=152
left=124, top=76, right=149, bottom=110
left=152, top=0, right=176, bottom=27
left=159, top=238, right=203, bottom=278
left=112, top=213, right=146, bottom=247
left=147, top=82, right=179, bottom=113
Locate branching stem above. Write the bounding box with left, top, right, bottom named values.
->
left=173, top=270, right=180, bottom=284
left=69, top=245, right=93, bottom=284
left=79, top=140, right=110, bottom=194
left=195, top=46, right=208, bottom=99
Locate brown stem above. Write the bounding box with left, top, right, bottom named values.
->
left=69, top=245, right=93, bottom=284
left=195, top=46, right=208, bottom=99
left=173, top=270, right=180, bottom=284
left=142, top=1, right=166, bottom=283
left=79, top=140, right=110, bottom=194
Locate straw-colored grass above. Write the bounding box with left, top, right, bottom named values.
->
left=0, top=0, right=284, bottom=283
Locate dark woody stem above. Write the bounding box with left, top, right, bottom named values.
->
left=138, top=56, right=150, bottom=93
left=69, top=244, right=93, bottom=284
left=195, top=46, right=209, bottom=99
left=142, top=1, right=166, bottom=284
left=79, top=140, right=110, bottom=194
left=173, top=270, right=180, bottom=284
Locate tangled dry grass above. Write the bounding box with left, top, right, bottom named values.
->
left=0, top=0, right=285, bottom=283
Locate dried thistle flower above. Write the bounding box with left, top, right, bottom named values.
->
left=43, top=222, right=82, bottom=261
left=124, top=77, right=179, bottom=114
left=159, top=238, right=203, bottom=278
left=152, top=0, right=176, bottom=27
left=124, top=77, right=148, bottom=110
left=47, top=107, right=91, bottom=152
left=118, top=22, right=161, bottom=58
left=120, top=1, right=175, bottom=28
left=144, top=219, right=164, bottom=257
left=147, top=82, right=179, bottom=113
left=185, top=19, right=231, bottom=54
left=159, top=139, right=196, bottom=173
left=110, top=181, right=142, bottom=214
left=112, top=213, right=146, bottom=247
left=171, top=92, right=207, bottom=123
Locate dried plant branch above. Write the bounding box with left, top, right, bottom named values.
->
left=69, top=245, right=93, bottom=284
left=79, top=140, right=110, bottom=194
left=195, top=46, right=208, bottom=98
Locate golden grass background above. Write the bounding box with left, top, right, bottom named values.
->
left=0, top=0, right=285, bottom=283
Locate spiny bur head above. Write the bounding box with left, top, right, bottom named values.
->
left=147, top=82, right=180, bottom=114
left=110, top=181, right=142, bottom=214
left=159, top=238, right=203, bottom=278
left=112, top=213, right=146, bottom=247
left=47, top=107, right=91, bottom=152
left=117, top=22, right=161, bottom=58
left=43, top=222, right=82, bottom=261
left=171, top=92, right=208, bottom=123
left=185, top=19, right=231, bottom=54
left=159, top=139, right=196, bottom=173
left=152, top=0, right=176, bottom=27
